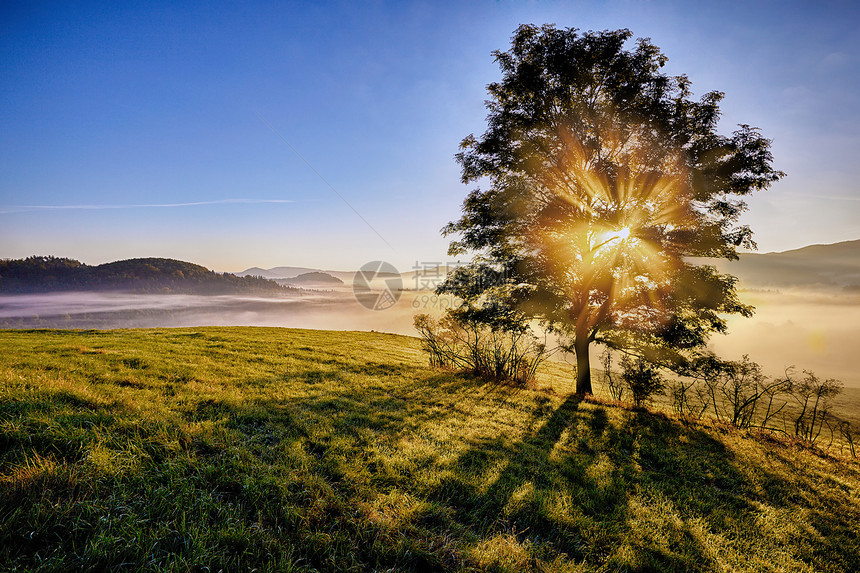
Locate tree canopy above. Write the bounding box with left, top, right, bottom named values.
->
left=440, top=24, right=784, bottom=394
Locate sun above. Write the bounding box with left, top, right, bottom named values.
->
left=606, top=226, right=631, bottom=243
left=593, top=225, right=634, bottom=254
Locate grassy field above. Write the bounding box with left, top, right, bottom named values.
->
left=1, top=327, right=859, bottom=572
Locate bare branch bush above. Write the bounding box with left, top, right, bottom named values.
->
left=670, top=377, right=708, bottom=422
left=838, top=420, right=857, bottom=458
left=600, top=348, right=625, bottom=401
left=684, top=354, right=791, bottom=430
left=786, top=370, right=843, bottom=444
left=413, top=313, right=548, bottom=386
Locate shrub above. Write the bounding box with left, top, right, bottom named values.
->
left=619, top=355, right=666, bottom=407
left=413, top=313, right=548, bottom=386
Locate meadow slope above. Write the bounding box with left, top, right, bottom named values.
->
left=1, top=327, right=858, bottom=572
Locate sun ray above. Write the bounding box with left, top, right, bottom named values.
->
left=529, top=122, right=702, bottom=332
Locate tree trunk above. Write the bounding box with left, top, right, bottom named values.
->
left=574, top=333, right=592, bottom=395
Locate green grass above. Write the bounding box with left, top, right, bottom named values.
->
left=1, top=327, right=859, bottom=572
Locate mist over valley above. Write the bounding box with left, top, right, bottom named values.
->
left=2, top=241, right=859, bottom=387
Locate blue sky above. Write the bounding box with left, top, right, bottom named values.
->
left=2, top=0, right=858, bottom=272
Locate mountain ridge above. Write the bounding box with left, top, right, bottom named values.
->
left=0, top=256, right=298, bottom=295
left=683, top=239, right=860, bottom=290
left=758, top=238, right=860, bottom=257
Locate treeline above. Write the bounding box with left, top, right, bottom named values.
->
left=415, top=313, right=857, bottom=457
left=0, top=256, right=299, bottom=295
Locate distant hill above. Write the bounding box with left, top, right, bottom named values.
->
left=279, top=272, right=344, bottom=287
left=0, top=256, right=299, bottom=295
left=236, top=266, right=321, bottom=279
left=692, top=239, right=860, bottom=290
left=238, top=266, right=402, bottom=285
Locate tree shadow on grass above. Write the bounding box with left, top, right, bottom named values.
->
left=177, top=377, right=757, bottom=571
left=421, top=394, right=636, bottom=564
left=416, top=395, right=788, bottom=572
left=419, top=391, right=860, bottom=572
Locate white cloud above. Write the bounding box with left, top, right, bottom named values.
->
left=0, top=198, right=295, bottom=215
left=821, top=51, right=850, bottom=69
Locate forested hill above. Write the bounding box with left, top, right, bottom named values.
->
left=0, top=256, right=299, bottom=295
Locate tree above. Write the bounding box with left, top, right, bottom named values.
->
left=440, top=24, right=784, bottom=395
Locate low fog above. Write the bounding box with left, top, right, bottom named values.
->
left=2, top=282, right=859, bottom=388
left=708, top=288, right=860, bottom=387
left=0, top=287, right=431, bottom=336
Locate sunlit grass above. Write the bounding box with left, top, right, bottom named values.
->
left=1, top=327, right=858, bottom=571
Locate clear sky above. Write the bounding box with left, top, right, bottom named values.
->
left=2, top=0, right=859, bottom=273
